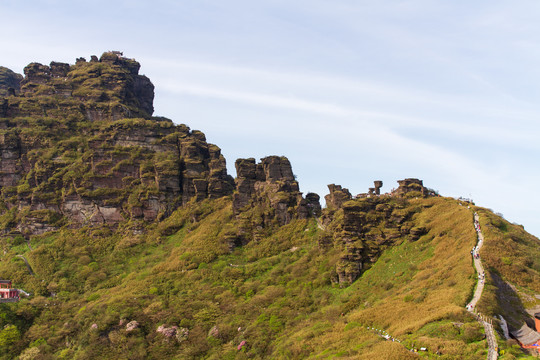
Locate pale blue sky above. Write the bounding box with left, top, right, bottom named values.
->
left=2, top=1, right=540, bottom=236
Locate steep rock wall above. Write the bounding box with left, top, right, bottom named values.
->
left=0, top=53, right=234, bottom=235
left=232, top=156, right=319, bottom=245
left=321, top=179, right=430, bottom=285
left=0, top=119, right=234, bottom=235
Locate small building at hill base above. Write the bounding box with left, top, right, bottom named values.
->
left=0, top=280, right=20, bottom=302
left=511, top=313, right=540, bottom=349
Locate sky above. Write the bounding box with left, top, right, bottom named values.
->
left=1, top=0, right=540, bottom=236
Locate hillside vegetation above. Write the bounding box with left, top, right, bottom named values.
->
left=1, top=195, right=534, bottom=359
left=1, top=52, right=539, bottom=359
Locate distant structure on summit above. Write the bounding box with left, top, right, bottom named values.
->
left=369, top=180, right=383, bottom=196
left=354, top=178, right=437, bottom=199
left=356, top=180, right=384, bottom=198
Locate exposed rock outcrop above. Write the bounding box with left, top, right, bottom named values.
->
left=369, top=180, right=383, bottom=196
left=325, top=184, right=352, bottom=210
left=156, top=324, right=178, bottom=338
left=392, top=178, right=427, bottom=196
left=233, top=156, right=303, bottom=224
left=0, top=67, right=22, bottom=97
left=374, top=180, right=383, bottom=194
left=0, top=53, right=234, bottom=235
left=330, top=197, right=423, bottom=284
left=0, top=120, right=234, bottom=234
left=232, top=156, right=319, bottom=245
left=125, top=320, right=139, bottom=332
left=322, top=178, right=434, bottom=285
left=305, top=192, right=322, bottom=217
left=4, top=51, right=155, bottom=121
left=156, top=325, right=189, bottom=342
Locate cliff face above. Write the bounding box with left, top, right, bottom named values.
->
left=0, top=52, right=234, bottom=236
left=321, top=179, right=430, bottom=284
left=232, top=156, right=319, bottom=245
left=0, top=52, right=322, bottom=239
left=0, top=67, right=23, bottom=97
left=0, top=119, right=235, bottom=236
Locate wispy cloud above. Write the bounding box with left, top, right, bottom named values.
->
left=149, top=59, right=540, bottom=149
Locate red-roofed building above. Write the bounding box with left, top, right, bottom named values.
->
left=0, top=280, right=19, bottom=302
left=511, top=313, right=540, bottom=349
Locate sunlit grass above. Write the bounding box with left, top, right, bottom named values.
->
left=1, top=195, right=537, bottom=358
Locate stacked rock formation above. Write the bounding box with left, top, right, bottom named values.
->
left=321, top=179, right=432, bottom=284
left=0, top=53, right=234, bottom=235
left=233, top=156, right=315, bottom=225
left=393, top=178, right=428, bottom=196
left=232, top=156, right=319, bottom=245
left=2, top=51, right=154, bottom=120
left=325, top=184, right=352, bottom=209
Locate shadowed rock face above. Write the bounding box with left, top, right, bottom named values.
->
left=0, top=52, right=235, bottom=235
left=305, top=192, right=322, bottom=216
left=0, top=67, right=23, bottom=97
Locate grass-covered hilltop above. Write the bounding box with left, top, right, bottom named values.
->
left=0, top=52, right=539, bottom=360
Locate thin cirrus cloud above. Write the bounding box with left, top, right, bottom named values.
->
left=148, top=59, right=498, bottom=185
left=146, top=55, right=540, bottom=236
left=147, top=58, right=539, bottom=150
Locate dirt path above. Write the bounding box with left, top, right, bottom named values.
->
left=16, top=255, right=35, bottom=276
left=468, top=213, right=498, bottom=360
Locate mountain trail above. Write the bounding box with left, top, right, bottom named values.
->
left=16, top=255, right=35, bottom=276
left=467, top=213, right=498, bottom=360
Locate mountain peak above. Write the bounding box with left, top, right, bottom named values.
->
left=2, top=52, right=154, bottom=121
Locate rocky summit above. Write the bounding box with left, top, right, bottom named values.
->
left=0, top=52, right=237, bottom=236
left=0, top=52, right=539, bottom=360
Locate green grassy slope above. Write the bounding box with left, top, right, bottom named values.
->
left=0, top=196, right=537, bottom=359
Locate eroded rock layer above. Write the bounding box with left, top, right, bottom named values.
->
left=2, top=52, right=154, bottom=121
left=0, top=53, right=234, bottom=235
left=232, top=156, right=319, bottom=245
left=321, top=179, right=430, bottom=285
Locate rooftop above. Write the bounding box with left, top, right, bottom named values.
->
left=511, top=324, right=540, bottom=346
